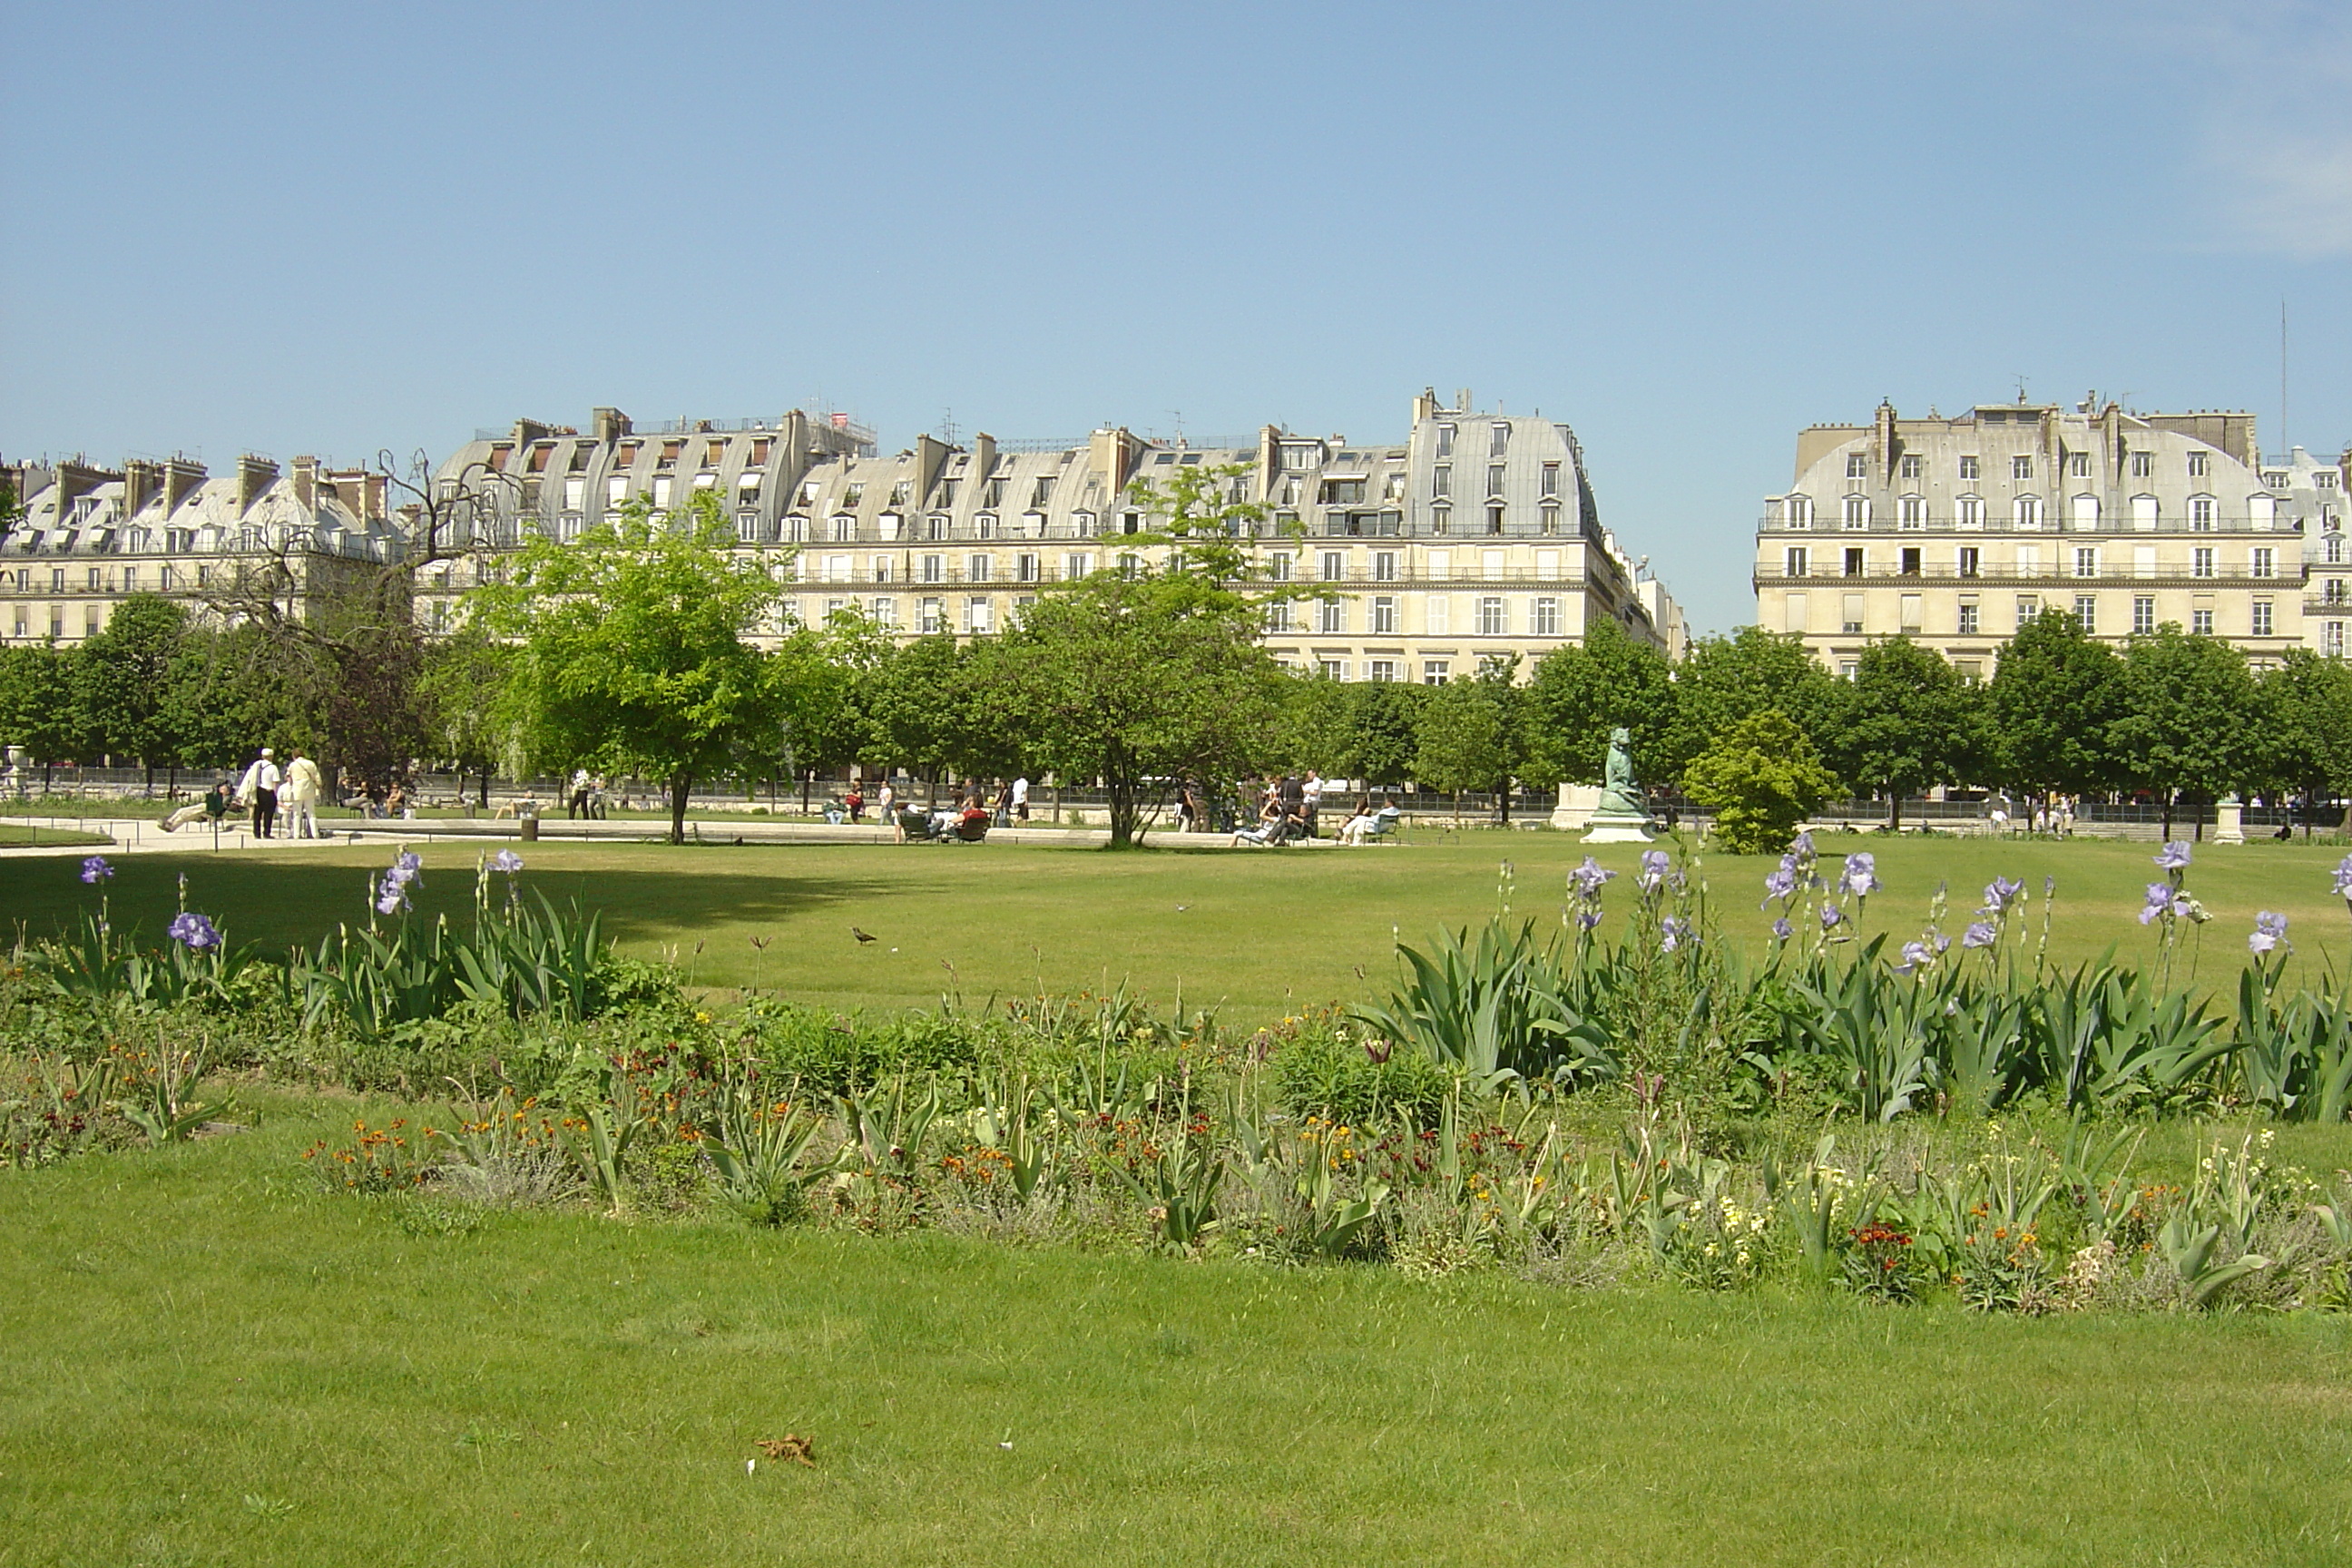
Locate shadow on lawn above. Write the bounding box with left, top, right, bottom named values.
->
left=1, top=857, right=932, bottom=957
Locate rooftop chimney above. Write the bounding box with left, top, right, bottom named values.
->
left=592, top=407, right=632, bottom=442
left=1455, top=387, right=1473, bottom=414
left=291, top=455, right=318, bottom=513
left=162, top=456, right=207, bottom=514
left=123, top=459, right=162, bottom=517
left=236, top=454, right=279, bottom=514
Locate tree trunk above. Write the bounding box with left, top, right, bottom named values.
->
left=1888, top=792, right=1903, bottom=832
left=669, top=769, right=692, bottom=845
left=1106, top=776, right=1135, bottom=848
left=2160, top=793, right=2174, bottom=840
left=479, top=769, right=491, bottom=809
left=1499, top=779, right=1512, bottom=827
left=801, top=769, right=812, bottom=815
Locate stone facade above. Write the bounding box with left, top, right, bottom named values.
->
left=430, top=389, right=1681, bottom=678
left=0, top=454, right=404, bottom=642
left=1753, top=399, right=2349, bottom=676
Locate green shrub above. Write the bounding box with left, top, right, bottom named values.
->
left=1681, top=708, right=1836, bottom=856
left=1268, top=1012, right=1450, bottom=1124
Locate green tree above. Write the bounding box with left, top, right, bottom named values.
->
left=860, top=632, right=1007, bottom=805
left=982, top=460, right=1286, bottom=848
left=2113, top=625, right=2259, bottom=839
left=471, top=490, right=792, bottom=844
left=776, top=609, right=886, bottom=808
left=417, top=623, right=516, bottom=808
left=0, top=639, right=87, bottom=774
left=1413, top=668, right=1518, bottom=824
left=1520, top=617, right=1674, bottom=789
left=1682, top=708, right=1837, bottom=855
left=1654, top=626, right=1840, bottom=788
left=1344, top=680, right=1431, bottom=786
left=1987, top=609, right=2124, bottom=798
left=1828, top=636, right=1979, bottom=829
left=2256, top=649, right=2352, bottom=837
left=159, top=622, right=303, bottom=775
left=1268, top=672, right=1355, bottom=776
left=988, top=569, right=1279, bottom=848
left=74, top=595, right=192, bottom=782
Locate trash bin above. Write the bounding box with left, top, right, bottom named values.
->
left=519, top=815, right=539, bottom=842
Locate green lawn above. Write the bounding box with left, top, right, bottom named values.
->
left=0, top=825, right=113, bottom=848
left=6, top=831, right=2350, bottom=1024
left=0, top=1104, right=2346, bottom=1567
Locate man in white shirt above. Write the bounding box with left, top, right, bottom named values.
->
left=281, top=749, right=324, bottom=838
left=236, top=748, right=283, bottom=838
left=1011, top=775, right=1030, bottom=823
left=1301, top=771, right=1325, bottom=838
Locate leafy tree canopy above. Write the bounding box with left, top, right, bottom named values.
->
left=1987, top=609, right=2125, bottom=796
left=1681, top=707, right=1836, bottom=856
left=1520, top=617, right=1674, bottom=790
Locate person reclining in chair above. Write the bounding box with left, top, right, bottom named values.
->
left=1231, top=794, right=1300, bottom=847
left=1338, top=796, right=1402, bottom=846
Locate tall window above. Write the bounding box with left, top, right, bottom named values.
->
left=1266, top=600, right=1293, bottom=633
left=1957, top=495, right=1983, bottom=528
left=1786, top=495, right=1813, bottom=528
left=1371, top=595, right=1397, bottom=633
left=2189, top=452, right=2210, bottom=477
left=1063, top=552, right=1092, bottom=579
left=2252, top=599, right=2274, bottom=636
left=2016, top=593, right=2040, bottom=628
left=2191, top=607, right=2214, bottom=635
left=1843, top=547, right=1865, bottom=576
left=1957, top=601, right=1980, bottom=634
left=2131, top=451, right=2152, bottom=478
left=919, top=597, right=943, bottom=634
left=2012, top=456, right=2034, bottom=480
left=1367, top=659, right=1397, bottom=681
left=967, top=554, right=991, bottom=582
left=1541, top=463, right=1560, bottom=497
left=1431, top=466, right=1451, bottom=499
left=1532, top=596, right=1561, bottom=635
left=2074, top=594, right=2097, bottom=633
left=2191, top=496, right=2215, bottom=529
left=922, top=554, right=945, bottom=583
left=2250, top=547, right=2274, bottom=578
left=1899, top=454, right=1921, bottom=480
left=2074, top=547, right=2099, bottom=578
left=1899, top=495, right=1924, bottom=528
left=1842, top=495, right=1870, bottom=528
left=1320, top=550, right=1346, bottom=582
left=1486, top=465, right=1506, bottom=497
left=1319, top=598, right=1346, bottom=634
left=1958, top=546, right=1980, bottom=578
left=1959, top=456, right=1980, bottom=481
left=1786, top=545, right=1809, bottom=577
left=1476, top=596, right=1507, bottom=635
left=1372, top=551, right=1397, bottom=581
left=1846, top=453, right=1868, bottom=479
left=2327, top=622, right=2347, bottom=658
left=1489, top=423, right=1510, bottom=457
left=2132, top=596, right=2156, bottom=634
left=2014, top=495, right=2043, bottom=529
left=2192, top=547, right=2214, bottom=578
left=1426, top=596, right=1450, bottom=634
left=1436, top=425, right=1455, bottom=458
left=965, top=597, right=992, bottom=634
left=2070, top=452, right=2091, bottom=477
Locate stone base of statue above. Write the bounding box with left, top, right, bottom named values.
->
left=2215, top=793, right=2246, bottom=845
left=1551, top=782, right=1653, bottom=841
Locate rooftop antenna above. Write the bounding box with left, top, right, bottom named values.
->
left=937, top=408, right=960, bottom=446
left=1169, top=410, right=1185, bottom=446
left=2014, top=375, right=2029, bottom=404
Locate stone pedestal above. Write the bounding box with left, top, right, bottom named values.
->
left=2214, top=793, right=2246, bottom=845
left=1549, top=783, right=1600, bottom=833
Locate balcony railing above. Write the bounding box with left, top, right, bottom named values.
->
left=1759, top=564, right=2308, bottom=585
left=1759, top=514, right=2305, bottom=535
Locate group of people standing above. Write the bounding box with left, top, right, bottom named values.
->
left=158, top=746, right=326, bottom=838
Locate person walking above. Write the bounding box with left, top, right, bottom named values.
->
left=1301, top=771, right=1326, bottom=838
left=1011, top=774, right=1030, bottom=823
left=281, top=749, right=324, bottom=839
left=569, top=768, right=593, bottom=820
left=236, top=747, right=282, bottom=838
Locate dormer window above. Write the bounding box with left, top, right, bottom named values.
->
left=2189, top=452, right=2210, bottom=478
left=1846, top=454, right=1868, bottom=479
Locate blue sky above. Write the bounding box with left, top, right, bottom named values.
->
left=5, top=0, right=2348, bottom=634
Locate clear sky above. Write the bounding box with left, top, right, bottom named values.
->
left=5, top=0, right=2348, bottom=635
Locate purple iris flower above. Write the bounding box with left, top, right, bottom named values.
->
left=1569, top=856, right=1613, bottom=898
left=1983, top=877, right=2023, bottom=915
left=1789, top=830, right=1815, bottom=861
left=1759, top=863, right=1797, bottom=910
left=1839, top=852, right=1877, bottom=898
left=1771, top=917, right=1795, bottom=941
left=1820, top=904, right=1844, bottom=930
left=489, top=849, right=524, bottom=875
left=1962, top=920, right=1998, bottom=949
left=2333, top=853, right=2352, bottom=902
left=1661, top=915, right=1690, bottom=954
left=1576, top=908, right=1602, bottom=932
left=1637, top=849, right=1671, bottom=892
left=2154, top=841, right=2192, bottom=872
left=2138, top=883, right=2181, bottom=926
left=2249, top=911, right=2290, bottom=956
left=167, top=911, right=220, bottom=950
left=79, top=856, right=113, bottom=884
